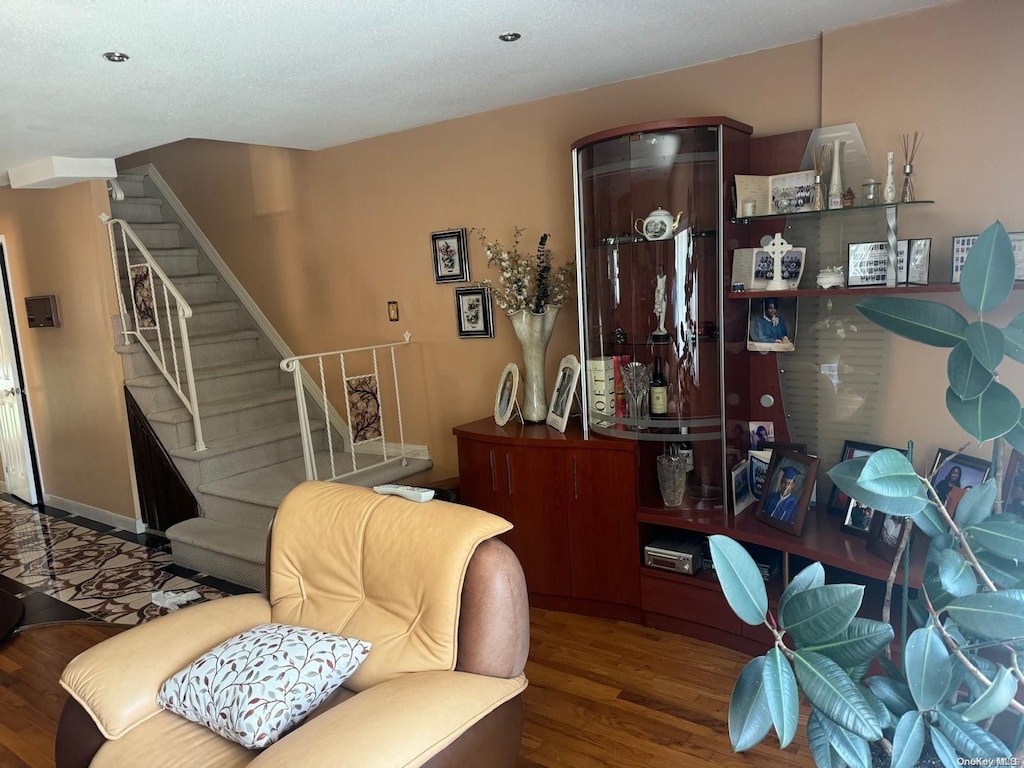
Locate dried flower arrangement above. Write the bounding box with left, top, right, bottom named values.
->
left=473, top=226, right=575, bottom=315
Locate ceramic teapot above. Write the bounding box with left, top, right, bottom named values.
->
left=634, top=207, right=684, bottom=241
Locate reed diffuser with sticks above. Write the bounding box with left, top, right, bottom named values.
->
left=900, top=131, right=923, bottom=202
left=811, top=143, right=830, bottom=211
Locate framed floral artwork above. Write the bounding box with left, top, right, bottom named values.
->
left=432, top=229, right=470, bottom=283
left=454, top=287, right=493, bottom=338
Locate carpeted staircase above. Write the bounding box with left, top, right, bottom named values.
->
left=110, top=171, right=431, bottom=591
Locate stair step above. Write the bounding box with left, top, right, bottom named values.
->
left=125, top=222, right=182, bottom=249
left=127, top=357, right=285, bottom=412
left=132, top=300, right=246, bottom=335
left=168, top=419, right=327, bottom=486
left=116, top=328, right=264, bottom=377
left=116, top=175, right=147, bottom=198
left=148, top=388, right=299, bottom=448
left=110, top=197, right=164, bottom=223
left=166, top=518, right=267, bottom=591
left=117, top=247, right=201, bottom=278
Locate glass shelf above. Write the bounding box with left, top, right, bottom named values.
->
left=730, top=199, right=934, bottom=224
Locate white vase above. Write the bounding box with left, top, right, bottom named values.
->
left=507, top=306, right=560, bottom=423
left=827, top=139, right=843, bottom=210
left=883, top=151, right=898, bottom=204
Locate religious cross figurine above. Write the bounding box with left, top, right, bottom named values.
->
left=763, top=232, right=794, bottom=292
left=650, top=265, right=670, bottom=344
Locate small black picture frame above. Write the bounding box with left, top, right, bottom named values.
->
left=866, top=511, right=909, bottom=562
left=826, top=440, right=904, bottom=516
left=454, top=287, right=493, bottom=339
left=754, top=448, right=819, bottom=537
left=432, top=229, right=470, bottom=283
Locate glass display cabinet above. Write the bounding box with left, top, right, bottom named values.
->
left=572, top=118, right=752, bottom=515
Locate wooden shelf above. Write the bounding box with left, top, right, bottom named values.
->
left=637, top=503, right=926, bottom=588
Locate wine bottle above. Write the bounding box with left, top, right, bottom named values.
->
left=650, top=356, right=668, bottom=416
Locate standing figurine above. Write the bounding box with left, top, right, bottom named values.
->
left=651, top=266, right=669, bottom=344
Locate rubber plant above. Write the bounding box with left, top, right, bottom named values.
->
left=711, top=221, right=1024, bottom=767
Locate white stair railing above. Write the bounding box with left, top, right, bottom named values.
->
left=281, top=333, right=412, bottom=482
left=101, top=214, right=206, bottom=452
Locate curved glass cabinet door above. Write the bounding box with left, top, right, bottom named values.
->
left=572, top=118, right=752, bottom=512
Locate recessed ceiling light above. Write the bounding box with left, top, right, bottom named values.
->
left=103, top=51, right=130, bottom=62
left=498, top=32, right=521, bottom=42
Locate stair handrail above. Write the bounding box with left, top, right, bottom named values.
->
left=101, top=213, right=206, bottom=452
left=281, top=332, right=412, bottom=482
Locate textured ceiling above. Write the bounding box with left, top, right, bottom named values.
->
left=2, top=0, right=953, bottom=186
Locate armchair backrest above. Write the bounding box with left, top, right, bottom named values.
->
left=267, top=482, right=525, bottom=691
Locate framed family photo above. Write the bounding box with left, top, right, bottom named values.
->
left=754, top=448, right=819, bottom=537
left=842, top=498, right=875, bottom=537
left=732, top=460, right=756, bottom=513
left=454, top=287, right=493, bottom=338
left=546, top=355, right=581, bottom=432
left=432, top=228, right=470, bottom=283
left=493, top=363, right=520, bottom=427
left=930, top=449, right=991, bottom=518
left=866, top=511, right=909, bottom=561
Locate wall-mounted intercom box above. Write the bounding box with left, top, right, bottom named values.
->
left=25, top=295, right=60, bottom=328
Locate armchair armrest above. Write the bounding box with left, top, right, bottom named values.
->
left=251, top=671, right=527, bottom=768
left=60, top=593, right=271, bottom=739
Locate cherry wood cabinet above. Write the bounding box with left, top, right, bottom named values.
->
left=454, top=418, right=640, bottom=620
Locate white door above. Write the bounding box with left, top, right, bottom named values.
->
left=0, top=236, right=37, bottom=504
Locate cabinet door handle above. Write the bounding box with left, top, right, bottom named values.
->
left=573, top=457, right=579, bottom=501
left=506, top=452, right=513, bottom=496
left=488, top=449, right=497, bottom=492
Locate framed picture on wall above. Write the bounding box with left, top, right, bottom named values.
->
left=432, top=228, right=470, bottom=283
left=454, top=287, right=493, bottom=338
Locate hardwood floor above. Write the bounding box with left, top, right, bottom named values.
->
left=0, top=611, right=813, bottom=768
left=0, top=622, right=123, bottom=768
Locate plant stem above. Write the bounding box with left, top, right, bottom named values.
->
left=926, top=590, right=1024, bottom=717
left=881, top=517, right=914, bottom=660
left=923, top=478, right=999, bottom=592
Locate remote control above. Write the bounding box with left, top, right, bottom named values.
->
left=372, top=484, right=435, bottom=503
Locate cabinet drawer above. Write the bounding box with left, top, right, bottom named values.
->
left=640, top=572, right=742, bottom=635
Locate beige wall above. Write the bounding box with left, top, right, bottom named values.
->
left=107, top=0, right=1024, bottom=481
left=0, top=182, right=136, bottom=517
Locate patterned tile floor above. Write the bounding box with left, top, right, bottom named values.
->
left=0, top=495, right=253, bottom=627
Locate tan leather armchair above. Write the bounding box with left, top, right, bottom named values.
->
left=55, top=482, right=530, bottom=768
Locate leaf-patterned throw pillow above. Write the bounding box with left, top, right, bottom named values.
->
left=158, top=623, right=371, bottom=749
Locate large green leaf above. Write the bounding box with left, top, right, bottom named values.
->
left=962, top=664, right=1016, bottom=722
left=891, top=711, right=926, bottom=768
left=945, top=592, right=1024, bottom=641
left=946, top=383, right=1020, bottom=442
left=709, top=535, right=767, bottom=626
left=729, top=655, right=772, bottom=751
left=974, top=550, right=1024, bottom=588
left=1004, top=312, right=1024, bottom=363
left=964, top=516, right=1024, bottom=560
left=952, top=478, right=996, bottom=528
left=937, top=549, right=978, bottom=599
left=799, top=618, right=894, bottom=668
left=911, top=500, right=947, bottom=538
left=812, top=709, right=871, bottom=768
left=926, top=533, right=955, bottom=568
left=792, top=651, right=882, bottom=740
left=960, top=220, right=1016, bottom=314
left=934, top=707, right=1012, bottom=758
left=946, top=341, right=994, bottom=400
left=763, top=647, right=798, bottom=749
left=783, top=584, right=864, bottom=646
left=807, top=711, right=843, bottom=768
left=928, top=725, right=960, bottom=768
left=778, top=561, right=825, bottom=628
left=857, top=297, right=968, bottom=348
left=858, top=449, right=921, bottom=497
left=904, top=626, right=952, bottom=711
left=964, top=320, right=1005, bottom=372
left=828, top=458, right=929, bottom=518
left=865, top=675, right=914, bottom=716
